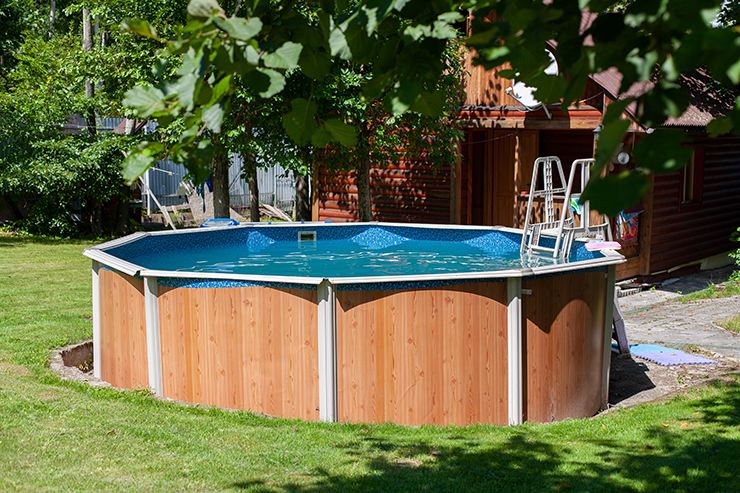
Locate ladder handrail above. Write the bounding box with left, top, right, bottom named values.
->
left=554, top=158, right=593, bottom=255
left=520, top=156, right=565, bottom=253
left=521, top=156, right=611, bottom=259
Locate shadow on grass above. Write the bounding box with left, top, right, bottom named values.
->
left=234, top=379, right=740, bottom=492
left=609, top=355, right=656, bottom=406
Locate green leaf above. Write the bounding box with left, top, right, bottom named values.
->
left=212, top=16, right=262, bottom=40
left=632, top=130, right=692, bottom=174
left=187, top=0, right=224, bottom=18
left=344, top=22, right=373, bottom=61
left=123, top=153, right=157, bottom=184
left=263, top=42, right=303, bottom=70
left=176, top=73, right=198, bottom=111
left=404, top=24, right=431, bottom=41
left=385, top=81, right=422, bottom=115
left=121, top=18, right=158, bottom=39
left=299, top=49, right=331, bottom=80
left=581, top=172, right=651, bottom=217
left=177, top=48, right=207, bottom=78
left=122, top=143, right=164, bottom=183
left=707, top=116, right=734, bottom=137
left=324, top=119, right=357, bottom=146
left=311, top=127, right=332, bottom=147
left=242, top=69, right=271, bottom=95
left=257, top=68, right=286, bottom=97
left=497, top=69, right=517, bottom=79
left=194, top=82, right=213, bottom=106
left=244, top=45, right=260, bottom=66
left=594, top=119, right=630, bottom=167
left=203, top=103, right=225, bottom=133
left=123, top=86, right=166, bottom=118
left=329, top=27, right=352, bottom=59
left=210, top=75, right=233, bottom=105
left=375, top=37, right=400, bottom=74
left=283, top=98, right=318, bottom=144
left=411, top=90, right=444, bottom=117
left=362, top=71, right=393, bottom=101
left=431, top=20, right=458, bottom=40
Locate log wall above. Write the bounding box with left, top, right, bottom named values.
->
left=316, top=160, right=451, bottom=224
left=648, top=136, right=740, bottom=273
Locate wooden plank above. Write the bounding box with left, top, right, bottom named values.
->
left=516, top=130, right=539, bottom=194
left=522, top=271, right=606, bottom=423
left=463, top=117, right=604, bottom=130
left=451, top=142, right=462, bottom=224
left=484, top=130, right=494, bottom=225
left=639, top=174, right=655, bottom=276
left=336, top=283, right=508, bottom=426
left=99, top=270, right=148, bottom=390
left=157, top=285, right=319, bottom=420
left=311, top=167, right=320, bottom=222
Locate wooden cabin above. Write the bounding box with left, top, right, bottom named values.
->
left=312, top=56, right=740, bottom=282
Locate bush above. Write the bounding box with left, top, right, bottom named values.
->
left=730, top=227, right=740, bottom=282
left=0, top=132, right=127, bottom=237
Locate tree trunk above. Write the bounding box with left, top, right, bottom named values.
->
left=212, top=137, right=230, bottom=218
left=294, top=174, right=311, bottom=221
left=83, top=7, right=101, bottom=234
left=294, top=147, right=312, bottom=221
left=82, top=8, right=96, bottom=136
left=49, top=0, right=56, bottom=37
left=248, top=168, right=260, bottom=222
left=356, top=154, right=372, bottom=222
left=238, top=148, right=260, bottom=222
left=114, top=119, right=136, bottom=236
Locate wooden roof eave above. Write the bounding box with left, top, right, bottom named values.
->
left=457, top=105, right=604, bottom=130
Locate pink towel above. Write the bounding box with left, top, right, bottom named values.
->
left=585, top=241, right=621, bottom=251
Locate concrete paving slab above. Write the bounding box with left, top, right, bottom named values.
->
left=616, top=266, right=740, bottom=361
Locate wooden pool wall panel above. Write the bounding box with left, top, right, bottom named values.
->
left=523, top=270, right=607, bottom=423
left=95, top=267, right=610, bottom=425
left=336, top=283, right=509, bottom=426
left=99, top=270, right=149, bottom=389
left=157, top=285, right=320, bottom=421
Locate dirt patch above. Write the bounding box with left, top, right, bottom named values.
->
left=60, top=341, right=94, bottom=373
left=50, top=340, right=109, bottom=388
left=609, top=350, right=740, bottom=409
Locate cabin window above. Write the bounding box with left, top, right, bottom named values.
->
left=680, top=147, right=704, bottom=207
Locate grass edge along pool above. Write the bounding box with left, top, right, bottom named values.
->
left=83, top=222, right=624, bottom=426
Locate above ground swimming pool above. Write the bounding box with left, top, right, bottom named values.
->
left=84, top=222, right=624, bottom=426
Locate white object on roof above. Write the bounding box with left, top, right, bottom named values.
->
left=509, top=50, right=559, bottom=107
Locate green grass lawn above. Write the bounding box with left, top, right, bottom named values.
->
left=678, top=280, right=740, bottom=303
left=1, top=233, right=739, bottom=492
left=677, top=277, right=740, bottom=335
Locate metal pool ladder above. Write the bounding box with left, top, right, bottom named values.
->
left=520, top=157, right=612, bottom=258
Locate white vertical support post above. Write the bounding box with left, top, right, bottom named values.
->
left=507, top=277, right=524, bottom=425
left=92, top=261, right=102, bottom=379
left=317, top=280, right=338, bottom=422
left=144, top=276, right=163, bottom=397
left=601, top=265, right=617, bottom=410
left=144, top=168, right=152, bottom=215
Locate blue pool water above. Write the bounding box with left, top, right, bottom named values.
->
left=115, top=226, right=583, bottom=278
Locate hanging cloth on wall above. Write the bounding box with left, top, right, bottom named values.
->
left=616, top=203, right=644, bottom=244
left=198, top=183, right=206, bottom=213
